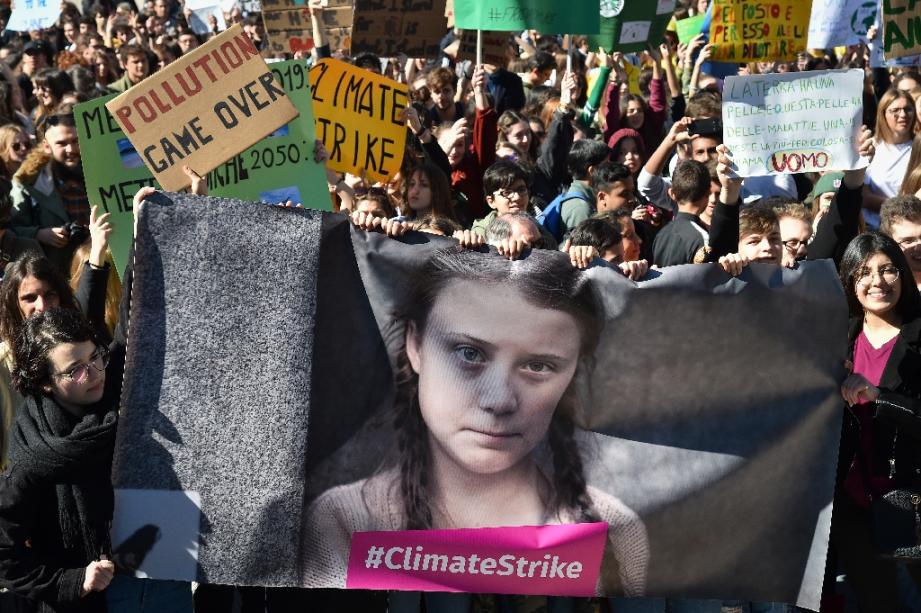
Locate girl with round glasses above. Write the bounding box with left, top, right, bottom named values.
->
left=0, top=308, right=121, bottom=612
left=831, top=232, right=921, bottom=611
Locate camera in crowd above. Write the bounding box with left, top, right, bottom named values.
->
left=63, top=222, right=90, bottom=245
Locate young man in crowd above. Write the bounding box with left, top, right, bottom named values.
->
left=652, top=159, right=712, bottom=266
left=549, top=139, right=610, bottom=238
left=472, top=161, right=533, bottom=238
left=108, top=43, right=149, bottom=93
left=881, top=195, right=921, bottom=290
left=426, top=67, right=464, bottom=126
left=10, top=113, right=87, bottom=271
left=518, top=50, right=555, bottom=95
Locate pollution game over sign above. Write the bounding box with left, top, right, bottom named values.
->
left=105, top=25, right=298, bottom=191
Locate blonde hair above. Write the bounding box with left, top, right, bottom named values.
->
left=875, top=89, right=916, bottom=145
left=68, top=241, right=123, bottom=337
left=901, top=132, right=921, bottom=196
left=0, top=124, right=28, bottom=172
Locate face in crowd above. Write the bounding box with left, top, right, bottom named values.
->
left=486, top=179, right=529, bottom=215
left=43, top=122, right=81, bottom=170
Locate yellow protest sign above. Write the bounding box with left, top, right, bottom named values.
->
left=308, top=58, right=408, bottom=183
left=710, top=0, right=810, bottom=62
left=105, top=24, right=298, bottom=191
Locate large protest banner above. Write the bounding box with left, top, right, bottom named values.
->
left=585, top=0, right=674, bottom=53
left=7, top=0, right=59, bottom=30
left=112, top=193, right=845, bottom=608
left=807, top=0, right=877, bottom=49
left=106, top=25, right=298, bottom=191
left=350, top=0, right=448, bottom=59
left=882, top=0, right=921, bottom=60
left=710, top=0, right=811, bottom=62
left=722, top=69, right=865, bottom=177
left=454, top=0, right=600, bottom=34
left=76, top=59, right=327, bottom=274
left=308, top=58, right=408, bottom=183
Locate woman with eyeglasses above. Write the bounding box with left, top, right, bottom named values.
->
left=0, top=124, right=31, bottom=180
left=862, top=90, right=917, bottom=229
left=829, top=232, right=921, bottom=612
left=0, top=307, right=127, bottom=613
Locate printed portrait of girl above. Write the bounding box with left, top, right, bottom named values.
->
left=299, top=247, right=649, bottom=595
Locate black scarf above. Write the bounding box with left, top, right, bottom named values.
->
left=8, top=393, right=117, bottom=559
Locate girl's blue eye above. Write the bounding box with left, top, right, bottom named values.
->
left=458, top=346, right=483, bottom=363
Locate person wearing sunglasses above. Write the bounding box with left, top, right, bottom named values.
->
left=0, top=124, right=30, bottom=180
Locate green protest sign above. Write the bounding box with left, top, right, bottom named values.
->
left=587, top=0, right=676, bottom=53
left=883, top=0, right=921, bottom=60
left=453, top=0, right=600, bottom=34
left=76, top=59, right=329, bottom=276
left=675, top=14, right=705, bottom=44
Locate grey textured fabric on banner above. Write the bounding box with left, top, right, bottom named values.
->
left=113, top=194, right=847, bottom=609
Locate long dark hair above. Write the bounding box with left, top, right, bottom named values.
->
left=402, top=161, right=457, bottom=222
left=0, top=253, right=78, bottom=347
left=12, top=307, right=99, bottom=397
left=391, top=247, right=602, bottom=529
left=839, top=232, right=921, bottom=321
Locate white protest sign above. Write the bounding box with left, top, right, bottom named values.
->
left=807, top=0, right=877, bottom=48
left=7, top=0, right=59, bottom=31
left=722, top=69, right=866, bottom=177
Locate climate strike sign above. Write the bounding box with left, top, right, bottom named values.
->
left=721, top=69, right=866, bottom=177
left=105, top=24, right=298, bottom=191
left=308, top=58, right=409, bottom=183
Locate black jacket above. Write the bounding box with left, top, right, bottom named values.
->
left=0, top=339, right=125, bottom=613
left=652, top=211, right=707, bottom=267
left=839, top=317, right=921, bottom=491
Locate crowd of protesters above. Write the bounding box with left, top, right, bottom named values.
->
left=0, top=0, right=919, bottom=611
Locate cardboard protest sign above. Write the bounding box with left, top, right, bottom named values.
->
left=454, top=0, right=600, bottom=34
left=586, top=0, right=676, bottom=54
left=76, top=59, right=327, bottom=275
left=459, top=30, right=511, bottom=67
left=710, top=0, right=810, bottom=62
left=722, top=69, right=865, bottom=177
left=308, top=58, right=408, bottom=183
left=807, top=0, right=877, bottom=49
left=351, top=0, right=448, bottom=58
left=116, top=197, right=845, bottom=609
left=105, top=24, right=298, bottom=191
left=7, top=0, right=59, bottom=30
left=675, top=14, right=705, bottom=44
left=882, top=0, right=921, bottom=60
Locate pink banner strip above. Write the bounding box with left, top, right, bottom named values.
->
left=346, top=522, right=608, bottom=596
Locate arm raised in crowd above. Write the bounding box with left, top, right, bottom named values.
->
left=73, top=205, right=114, bottom=342
left=577, top=48, right=613, bottom=130
left=706, top=144, right=743, bottom=262
left=537, top=75, right=577, bottom=194
left=472, top=65, right=498, bottom=172
left=602, top=55, right=626, bottom=144
left=807, top=126, right=874, bottom=265
left=309, top=0, right=331, bottom=60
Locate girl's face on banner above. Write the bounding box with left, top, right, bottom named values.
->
left=406, top=279, right=581, bottom=477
